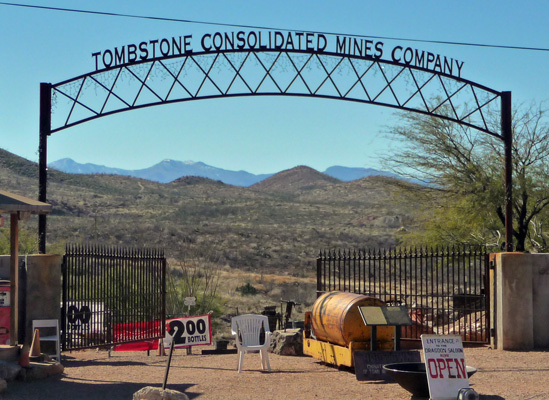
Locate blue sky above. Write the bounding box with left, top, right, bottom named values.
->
left=1, top=1, right=548, bottom=174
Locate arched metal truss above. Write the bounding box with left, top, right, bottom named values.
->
left=48, top=49, right=502, bottom=138
left=38, top=47, right=513, bottom=253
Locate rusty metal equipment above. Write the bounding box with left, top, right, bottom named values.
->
left=280, top=300, right=301, bottom=330
left=303, top=291, right=395, bottom=367
left=261, top=306, right=281, bottom=332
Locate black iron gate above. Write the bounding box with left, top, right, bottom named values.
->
left=316, top=246, right=490, bottom=343
left=61, top=244, right=166, bottom=350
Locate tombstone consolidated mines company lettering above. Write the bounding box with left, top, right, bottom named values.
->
left=92, top=30, right=465, bottom=78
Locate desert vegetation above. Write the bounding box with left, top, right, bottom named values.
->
left=1, top=149, right=417, bottom=338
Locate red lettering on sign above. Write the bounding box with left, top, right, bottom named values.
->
left=455, top=358, right=466, bottom=379
left=428, top=359, right=439, bottom=378
left=445, top=358, right=456, bottom=378
left=428, top=357, right=467, bottom=380
left=437, top=358, right=447, bottom=377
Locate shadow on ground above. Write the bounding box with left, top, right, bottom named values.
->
left=3, top=376, right=199, bottom=400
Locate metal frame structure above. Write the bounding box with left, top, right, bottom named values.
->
left=38, top=47, right=514, bottom=252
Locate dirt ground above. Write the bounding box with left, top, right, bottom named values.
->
left=3, top=346, right=549, bottom=400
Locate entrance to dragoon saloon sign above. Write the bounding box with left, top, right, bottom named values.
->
left=37, top=30, right=514, bottom=253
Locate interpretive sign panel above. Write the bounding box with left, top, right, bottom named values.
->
left=421, top=334, right=469, bottom=400
left=358, top=305, right=412, bottom=351
left=358, top=305, right=412, bottom=326
left=164, top=314, right=212, bottom=349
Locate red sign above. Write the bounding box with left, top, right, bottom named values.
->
left=0, top=285, right=9, bottom=345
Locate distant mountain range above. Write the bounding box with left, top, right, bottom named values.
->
left=48, top=158, right=402, bottom=186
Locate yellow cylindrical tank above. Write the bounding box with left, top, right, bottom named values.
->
left=311, top=291, right=393, bottom=347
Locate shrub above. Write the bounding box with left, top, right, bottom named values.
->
left=236, top=282, right=258, bottom=296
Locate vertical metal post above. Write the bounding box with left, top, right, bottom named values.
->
left=61, top=251, right=67, bottom=351
left=162, top=338, right=176, bottom=390
left=316, top=254, right=322, bottom=298
left=162, top=252, right=166, bottom=341
left=39, top=83, right=52, bottom=254
left=9, top=213, right=19, bottom=345
left=501, top=91, right=513, bottom=252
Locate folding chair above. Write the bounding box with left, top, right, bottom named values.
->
left=32, top=319, right=61, bottom=361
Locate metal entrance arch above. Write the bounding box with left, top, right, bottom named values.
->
left=38, top=44, right=513, bottom=252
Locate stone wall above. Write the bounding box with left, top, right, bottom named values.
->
left=491, top=253, right=549, bottom=350
left=0, top=255, right=62, bottom=345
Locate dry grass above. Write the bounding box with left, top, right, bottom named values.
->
left=167, top=261, right=318, bottom=339
left=210, top=266, right=317, bottom=338
left=1, top=149, right=419, bottom=275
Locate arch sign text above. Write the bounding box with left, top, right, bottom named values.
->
left=92, top=30, right=465, bottom=78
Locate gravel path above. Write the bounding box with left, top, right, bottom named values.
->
left=3, top=346, right=549, bottom=399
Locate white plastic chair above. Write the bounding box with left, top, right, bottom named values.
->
left=32, top=319, right=61, bottom=361
left=231, top=314, right=272, bottom=373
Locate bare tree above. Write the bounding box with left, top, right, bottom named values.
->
left=167, top=248, right=223, bottom=317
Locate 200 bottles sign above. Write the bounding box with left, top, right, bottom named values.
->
left=164, top=314, right=212, bottom=348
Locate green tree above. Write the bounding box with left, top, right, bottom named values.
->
left=0, top=226, right=39, bottom=255
left=384, top=102, right=549, bottom=252
left=0, top=225, right=65, bottom=255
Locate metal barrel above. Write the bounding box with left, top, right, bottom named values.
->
left=311, top=291, right=391, bottom=347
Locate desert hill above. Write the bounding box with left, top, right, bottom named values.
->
left=0, top=148, right=419, bottom=275
left=251, top=165, right=341, bottom=194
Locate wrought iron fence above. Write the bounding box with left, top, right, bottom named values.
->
left=62, top=244, right=166, bottom=350
left=316, top=246, right=490, bottom=343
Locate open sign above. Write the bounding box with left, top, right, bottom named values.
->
left=421, top=334, right=470, bottom=400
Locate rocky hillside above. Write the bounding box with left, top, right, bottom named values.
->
left=0, top=149, right=421, bottom=276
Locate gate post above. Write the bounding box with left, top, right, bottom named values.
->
left=38, top=82, right=51, bottom=254
left=316, top=253, right=322, bottom=298
left=501, top=91, right=513, bottom=252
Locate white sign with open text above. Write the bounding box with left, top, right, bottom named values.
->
left=421, top=334, right=470, bottom=400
